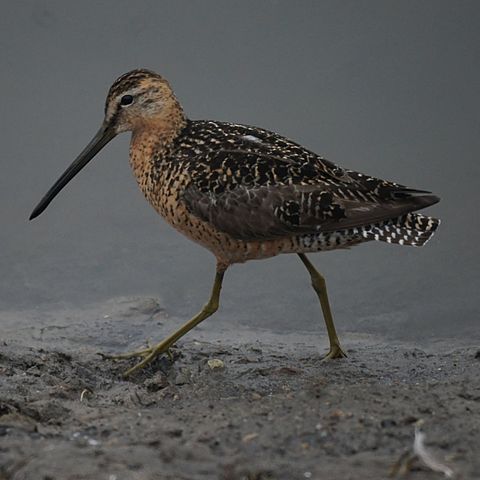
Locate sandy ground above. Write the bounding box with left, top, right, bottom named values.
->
left=0, top=297, right=478, bottom=480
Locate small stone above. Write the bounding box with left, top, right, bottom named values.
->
left=207, top=358, right=225, bottom=370
left=329, top=409, right=346, bottom=421
left=174, top=372, right=190, bottom=386
left=242, top=432, right=258, bottom=443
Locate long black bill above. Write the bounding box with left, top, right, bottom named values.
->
left=29, top=124, right=116, bottom=220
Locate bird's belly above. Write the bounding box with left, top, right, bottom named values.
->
left=154, top=196, right=258, bottom=266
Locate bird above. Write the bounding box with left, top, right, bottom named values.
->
left=30, top=69, right=440, bottom=377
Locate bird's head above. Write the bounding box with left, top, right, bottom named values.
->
left=104, top=69, right=184, bottom=134
left=30, top=69, right=185, bottom=220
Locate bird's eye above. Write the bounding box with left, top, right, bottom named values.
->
left=120, top=95, right=134, bottom=106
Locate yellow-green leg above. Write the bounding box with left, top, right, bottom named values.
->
left=106, top=265, right=226, bottom=377
left=298, top=253, right=346, bottom=359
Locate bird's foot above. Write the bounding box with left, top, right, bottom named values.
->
left=100, top=340, right=175, bottom=377
left=321, top=343, right=347, bottom=361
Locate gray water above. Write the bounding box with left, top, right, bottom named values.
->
left=1, top=1, right=479, bottom=344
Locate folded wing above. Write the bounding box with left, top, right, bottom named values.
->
left=181, top=126, right=439, bottom=241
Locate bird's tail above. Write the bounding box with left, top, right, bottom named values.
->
left=361, top=213, right=440, bottom=247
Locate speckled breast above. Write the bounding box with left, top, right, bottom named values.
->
left=129, top=142, right=244, bottom=264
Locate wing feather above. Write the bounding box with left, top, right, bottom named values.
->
left=179, top=122, right=439, bottom=241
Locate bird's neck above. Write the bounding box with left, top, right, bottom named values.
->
left=129, top=108, right=187, bottom=173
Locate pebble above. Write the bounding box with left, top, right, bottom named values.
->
left=207, top=359, right=225, bottom=370
left=242, top=432, right=258, bottom=443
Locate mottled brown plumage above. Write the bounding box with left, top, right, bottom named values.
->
left=30, top=69, right=440, bottom=376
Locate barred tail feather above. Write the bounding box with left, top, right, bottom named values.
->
left=361, top=213, right=440, bottom=247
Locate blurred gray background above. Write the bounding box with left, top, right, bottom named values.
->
left=1, top=1, right=479, bottom=344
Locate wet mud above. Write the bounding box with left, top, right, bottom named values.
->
left=0, top=298, right=478, bottom=479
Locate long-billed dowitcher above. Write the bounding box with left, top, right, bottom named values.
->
left=30, top=69, right=440, bottom=376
